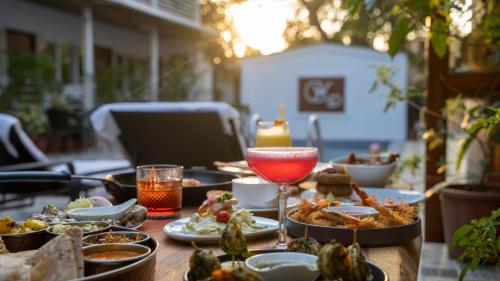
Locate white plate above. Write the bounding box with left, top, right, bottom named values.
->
left=234, top=197, right=301, bottom=212
left=163, top=216, right=278, bottom=243
left=301, top=188, right=425, bottom=205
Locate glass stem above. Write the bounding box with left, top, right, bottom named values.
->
left=276, top=184, right=289, bottom=248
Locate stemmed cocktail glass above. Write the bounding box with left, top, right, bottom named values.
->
left=246, top=147, right=318, bottom=249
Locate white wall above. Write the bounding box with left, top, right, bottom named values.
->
left=241, top=43, right=408, bottom=141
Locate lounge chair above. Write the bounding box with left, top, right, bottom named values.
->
left=0, top=114, right=91, bottom=209
left=90, top=102, right=246, bottom=169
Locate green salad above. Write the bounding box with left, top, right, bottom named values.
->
left=183, top=210, right=265, bottom=235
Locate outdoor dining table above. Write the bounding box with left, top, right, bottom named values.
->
left=141, top=207, right=423, bottom=281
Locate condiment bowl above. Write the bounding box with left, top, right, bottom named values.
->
left=82, top=231, right=150, bottom=246
left=245, top=252, right=319, bottom=281
left=330, top=155, right=398, bottom=187
left=83, top=243, right=151, bottom=275
left=232, top=177, right=278, bottom=208
left=46, top=221, right=110, bottom=237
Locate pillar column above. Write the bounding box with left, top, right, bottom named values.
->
left=149, top=27, right=159, bottom=101
left=82, top=6, right=95, bottom=110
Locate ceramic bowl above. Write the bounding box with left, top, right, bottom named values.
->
left=232, top=177, right=278, bottom=208
left=330, top=155, right=397, bottom=187
left=245, top=252, right=319, bottom=281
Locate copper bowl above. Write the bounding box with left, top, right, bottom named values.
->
left=82, top=231, right=149, bottom=246
left=1, top=228, right=47, bottom=253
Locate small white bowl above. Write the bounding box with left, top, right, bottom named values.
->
left=245, top=252, right=319, bottom=281
left=232, top=177, right=278, bottom=208
left=325, top=206, right=379, bottom=218
left=330, top=155, right=397, bottom=187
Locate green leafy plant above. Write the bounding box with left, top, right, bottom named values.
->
left=345, top=0, right=500, bottom=58
left=371, top=66, right=500, bottom=186
left=452, top=208, right=500, bottom=281
left=16, top=104, right=49, bottom=138
left=391, top=153, right=422, bottom=183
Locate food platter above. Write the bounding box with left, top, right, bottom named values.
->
left=163, top=216, right=278, bottom=243
left=183, top=250, right=389, bottom=281
left=286, top=210, right=422, bottom=247
left=1, top=225, right=158, bottom=281
left=301, top=187, right=425, bottom=206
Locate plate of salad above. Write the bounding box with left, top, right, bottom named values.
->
left=163, top=192, right=278, bottom=243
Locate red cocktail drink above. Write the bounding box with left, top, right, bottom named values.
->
left=246, top=147, right=318, bottom=249
left=246, top=148, right=317, bottom=185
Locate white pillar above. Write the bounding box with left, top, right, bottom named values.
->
left=54, top=43, right=63, bottom=86
left=82, top=6, right=95, bottom=110
left=149, top=27, right=159, bottom=101
left=70, top=45, right=80, bottom=83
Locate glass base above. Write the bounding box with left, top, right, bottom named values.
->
left=274, top=241, right=288, bottom=250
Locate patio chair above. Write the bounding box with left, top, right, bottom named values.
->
left=46, top=108, right=91, bottom=151
left=0, top=113, right=93, bottom=209
left=90, top=102, right=246, bottom=169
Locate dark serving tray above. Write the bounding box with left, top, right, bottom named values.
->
left=183, top=249, right=388, bottom=281
left=286, top=210, right=422, bottom=247
left=104, top=169, right=237, bottom=206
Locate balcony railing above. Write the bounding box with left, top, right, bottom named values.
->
left=135, top=0, right=199, bottom=22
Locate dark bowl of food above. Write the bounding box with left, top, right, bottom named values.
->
left=330, top=153, right=398, bottom=187
left=46, top=221, right=110, bottom=238
left=82, top=231, right=149, bottom=246
left=104, top=169, right=237, bottom=206
left=0, top=218, right=49, bottom=252
left=83, top=243, right=151, bottom=275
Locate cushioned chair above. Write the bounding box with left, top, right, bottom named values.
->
left=90, top=102, right=246, bottom=169
left=0, top=114, right=88, bottom=209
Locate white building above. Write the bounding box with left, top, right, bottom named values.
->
left=0, top=0, right=216, bottom=109
left=241, top=43, right=408, bottom=142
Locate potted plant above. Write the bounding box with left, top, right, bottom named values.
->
left=451, top=208, right=500, bottom=281
left=439, top=104, right=500, bottom=258
left=16, top=103, right=50, bottom=151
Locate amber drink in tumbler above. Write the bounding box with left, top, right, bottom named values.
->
left=136, top=165, right=183, bottom=219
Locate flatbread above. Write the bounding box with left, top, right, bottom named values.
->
left=27, top=227, right=84, bottom=281
left=0, top=255, right=31, bottom=281
left=0, top=238, right=8, bottom=254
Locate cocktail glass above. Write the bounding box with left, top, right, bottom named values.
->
left=136, top=165, right=183, bottom=219
left=255, top=121, right=292, bottom=147
left=246, top=147, right=318, bottom=249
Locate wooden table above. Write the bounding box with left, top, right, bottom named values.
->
left=141, top=208, right=422, bottom=281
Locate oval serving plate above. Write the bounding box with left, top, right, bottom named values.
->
left=286, top=210, right=422, bottom=247
left=163, top=216, right=278, bottom=243
left=301, top=187, right=425, bottom=206
left=183, top=249, right=388, bottom=281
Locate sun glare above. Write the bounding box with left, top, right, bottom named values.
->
left=228, top=0, right=294, bottom=56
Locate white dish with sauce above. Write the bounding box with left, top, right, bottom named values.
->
left=245, top=252, right=319, bottom=281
